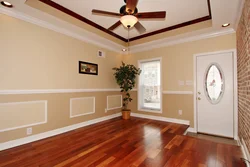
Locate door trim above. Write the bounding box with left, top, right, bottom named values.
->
left=193, top=49, right=238, bottom=140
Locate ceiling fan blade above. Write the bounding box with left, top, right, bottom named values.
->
left=108, top=21, right=122, bottom=31
left=136, top=11, right=166, bottom=19
left=126, top=0, right=139, bottom=14
left=92, top=9, right=122, bottom=17
left=134, top=21, right=146, bottom=34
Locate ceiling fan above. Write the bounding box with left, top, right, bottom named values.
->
left=92, top=0, right=166, bottom=34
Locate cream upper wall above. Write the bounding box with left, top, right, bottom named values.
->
left=0, top=14, right=122, bottom=90
left=123, top=33, right=236, bottom=91
left=130, top=20, right=212, bottom=46
left=25, top=0, right=127, bottom=46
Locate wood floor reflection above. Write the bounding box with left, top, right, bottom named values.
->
left=0, top=117, right=245, bottom=167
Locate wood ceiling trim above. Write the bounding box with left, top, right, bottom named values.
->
left=130, top=16, right=211, bottom=41
left=130, top=0, right=212, bottom=41
left=39, top=0, right=127, bottom=42
left=39, top=0, right=212, bottom=43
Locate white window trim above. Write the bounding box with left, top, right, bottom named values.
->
left=138, top=57, right=163, bottom=113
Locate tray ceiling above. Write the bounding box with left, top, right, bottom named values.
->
left=0, top=0, right=242, bottom=50
left=46, top=0, right=210, bottom=41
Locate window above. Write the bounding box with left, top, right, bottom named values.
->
left=138, top=58, right=162, bottom=113
left=204, top=63, right=224, bottom=104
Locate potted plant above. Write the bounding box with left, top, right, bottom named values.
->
left=113, top=62, right=141, bottom=120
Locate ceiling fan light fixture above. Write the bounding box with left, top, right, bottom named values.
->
left=222, top=23, right=230, bottom=27
left=120, top=15, right=138, bottom=28
left=1, top=1, right=13, bottom=8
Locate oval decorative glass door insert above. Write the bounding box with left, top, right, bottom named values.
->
left=204, top=64, right=224, bottom=104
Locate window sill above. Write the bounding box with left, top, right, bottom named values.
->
left=138, top=108, right=162, bottom=114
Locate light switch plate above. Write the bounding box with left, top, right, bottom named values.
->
left=186, top=80, right=193, bottom=86
left=178, top=110, right=183, bottom=115
left=178, top=80, right=185, bottom=86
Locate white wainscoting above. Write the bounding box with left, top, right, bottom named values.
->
left=0, top=113, right=122, bottom=151
left=106, top=95, right=122, bottom=111
left=0, top=89, right=120, bottom=95
left=70, top=97, right=95, bottom=118
left=0, top=101, right=47, bottom=132
left=131, top=113, right=190, bottom=125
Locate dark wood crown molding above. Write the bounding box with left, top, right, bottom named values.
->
left=129, top=16, right=211, bottom=41
left=39, top=0, right=127, bottom=42
left=39, top=0, right=212, bottom=43
left=129, top=0, right=212, bottom=41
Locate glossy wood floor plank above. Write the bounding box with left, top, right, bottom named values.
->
left=0, top=117, right=245, bottom=167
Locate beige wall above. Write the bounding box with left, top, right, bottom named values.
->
left=130, top=20, right=212, bottom=46
left=0, top=101, right=47, bottom=132
left=0, top=14, right=122, bottom=90
left=0, top=14, right=122, bottom=143
left=70, top=97, right=95, bottom=118
left=125, top=33, right=236, bottom=127
left=107, top=95, right=122, bottom=110
left=25, top=0, right=127, bottom=46
left=0, top=92, right=121, bottom=143
left=0, top=12, right=237, bottom=144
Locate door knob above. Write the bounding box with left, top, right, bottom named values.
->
left=197, top=97, right=201, bottom=100
left=198, top=92, right=201, bottom=95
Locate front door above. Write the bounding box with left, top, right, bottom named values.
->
left=196, top=51, right=234, bottom=138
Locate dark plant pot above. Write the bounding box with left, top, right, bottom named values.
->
left=122, top=109, right=131, bottom=120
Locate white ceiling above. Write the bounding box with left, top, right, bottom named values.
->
left=51, top=0, right=209, bottom=38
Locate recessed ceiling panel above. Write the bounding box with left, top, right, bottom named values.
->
left=51, top=0, right=209, bottom=39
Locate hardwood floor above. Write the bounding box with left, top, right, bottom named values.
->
left=187, top=132, right=238, bottom=146
left=0, top=117, right=245, bottom=167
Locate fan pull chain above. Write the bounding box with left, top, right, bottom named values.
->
left=127, top=27, right=130, bottom=55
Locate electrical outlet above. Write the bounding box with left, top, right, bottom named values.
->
left=27, top=127, right=32, bottom=135
left=105, top=108, right=107, bottom=113
left=178, top=110, right=183, bottom=115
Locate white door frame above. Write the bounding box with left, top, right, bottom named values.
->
left=193, top=49, right=238, bottom=140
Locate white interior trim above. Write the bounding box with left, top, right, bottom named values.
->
left=0, top=7, right=124, bottom=53
left=187, top=127, right=196, bottom=133
left=234, top=0, right=245, bottom=30
left=130, top=29, right=235, bottom=53
left=106, top=95, right=122, bottom=111
left=0, top=7, right=237, bottom=54
left=0, top=101, right=47, bottom=132
left=233, top=50, right=238, bottom=140
left=239, top=137, right=250, bottom=167
left=193, top=49, right=238, bottom=139
left=131, top=113, right=190, bottom=125
left=163, top=91, right=193, bottom=95
left=0, top=89, right=120, bottom=95
left=138, top=57, right=163, bottom=114
left=70, top=97, right=95, bottom=118
left=0, top=113, right=122, bottom=151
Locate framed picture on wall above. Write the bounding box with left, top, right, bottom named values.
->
left=79, top=61, right=98, bottom=75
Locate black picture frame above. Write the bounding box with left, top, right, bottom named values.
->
left=79, top=61, right=98, bottom=75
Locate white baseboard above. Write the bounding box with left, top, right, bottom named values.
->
left=239, top=137, right=250, bottom=167
left=187, top=127, right=197, bottom=133
left=131, top=113, right=190, bottom=125
left=0, top=113, right=121, bottom=151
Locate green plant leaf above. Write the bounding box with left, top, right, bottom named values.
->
left=113, top=62, right=141, bottom=109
